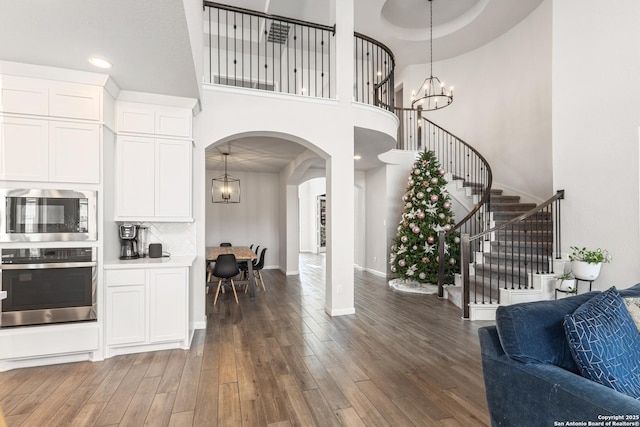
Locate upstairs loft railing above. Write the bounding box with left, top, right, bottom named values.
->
left=203, top=2, right=395, bottom=111
left=204, top=2, right=336, bottom=98
left=354, top=33, right=395, bottom=112
left=457, top=190, right=564, bottom=318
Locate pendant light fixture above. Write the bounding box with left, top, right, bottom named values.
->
left=211, top=153, right=240, bottom=203
left=411, top=0, right=453, bottom=111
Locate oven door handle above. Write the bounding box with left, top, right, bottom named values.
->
left=0, top=262, right=97, bottom=270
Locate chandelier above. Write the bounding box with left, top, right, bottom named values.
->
left=411, top=0, right=453, bottom=111
left=211, top=153, right=240, bottom=203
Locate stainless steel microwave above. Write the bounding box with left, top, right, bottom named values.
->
left=0, top=189, right=97, bottom=242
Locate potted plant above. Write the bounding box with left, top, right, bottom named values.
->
left=555, top=272, right=576, bottom=292
left=568, top=246, right=612, bottom=280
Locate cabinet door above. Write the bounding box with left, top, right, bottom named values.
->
left=0, top=117, right=49, bottom=181
left=148, top=268, right=187, bottom=343
left=49, top=122, right=100, bottom=183
left=116, top=135, right=155, bottom=217
left=49, top=82, right=101, bottom=121
left=155, top=139, right=192, bottom=218
left=155, top=107, right=192, bottom=138
left=106, top=285, right=146, bottom=346
left=117, top=103, right=155, bottom=134
left=0, top=75, right=49, bottom=116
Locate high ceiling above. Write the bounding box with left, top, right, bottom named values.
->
left=0, top=0, right=543, bottom=174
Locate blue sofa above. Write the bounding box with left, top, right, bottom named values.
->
left=479, top=284, right=640, bottom=427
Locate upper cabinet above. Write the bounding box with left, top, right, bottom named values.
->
left=0, top=75, right=103, bottom=184
left=117, top=102, right=191, bottom=138
left=0, top=75, right=101, bottom=121
left=0, top=117, right=100, bottom=183
left=115, top=101, right=193, bottom=222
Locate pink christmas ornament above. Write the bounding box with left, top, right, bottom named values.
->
left=412, top=226, right=420, bottom=234
left=430, top=194, right=439, bottom=202
left=417, top=211, right=425, bottom=219
left=398, top=259, right=406, bottom=267
left=408, top=179, right=415, bottom=186
left=443, top=201, right=451, bottom=209
left=444, top=224, right=451, bottom=231
left=427, top=236, right=435, bottom=244
left=439, top=168, right=446, bottom=175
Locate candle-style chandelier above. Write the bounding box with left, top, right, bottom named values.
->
left=411, top=0, right=454, bottom=111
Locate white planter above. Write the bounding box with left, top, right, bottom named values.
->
left=556, top=278, right=576, bottom=292
left=571, top=261, right=602, bottom=280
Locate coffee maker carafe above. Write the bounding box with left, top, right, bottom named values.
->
left=119, top=224, right=139, bottom=260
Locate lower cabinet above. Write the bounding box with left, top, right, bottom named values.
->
left=105, top=266, right=188, bottom=356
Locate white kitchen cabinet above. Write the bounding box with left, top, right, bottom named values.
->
left=0, top=75, right=101, bottom=120
left=148, top=268, right=188, bottom=343
left=117, top=102, right=192, bottom=138
left=49, top=81, right=101, bottom=121
left=104, top=264, right=189, bottom=357
left=0, top=75, right=49, bottom=116
left=49, top=121, right=100, bottom=183
left=0, top=116, right=100, bottom=183
left=105, top=269, right=146, bottom=346
left=116, top=135, right=155, bottom=217
left=0, top=116, right=49, bottom=181
left=116, top=135, right=192, bottom=221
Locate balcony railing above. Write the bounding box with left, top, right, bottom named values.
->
left=204, top=2, right=395, bottom=112
left=204, top=2, right=336, bottom=98
left=354, top=33, right=395, bottom=112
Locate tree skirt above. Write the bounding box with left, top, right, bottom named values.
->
left=388, top=278, right=438, bottom=295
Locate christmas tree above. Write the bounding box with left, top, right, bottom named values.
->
left=389, top=150, right=460, bottom=284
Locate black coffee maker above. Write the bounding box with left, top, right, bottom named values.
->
left=119, top=224, right=139, bottom=260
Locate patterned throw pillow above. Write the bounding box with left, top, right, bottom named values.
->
left=624, top=297, right=640, bottom=331
left=564, top=287, right=640, bottom=399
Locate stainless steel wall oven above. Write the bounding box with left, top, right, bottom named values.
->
left=0, top=188, right=97, bottom=242
left=0, top=247, right=97, bottom=328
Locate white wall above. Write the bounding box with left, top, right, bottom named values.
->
left=205, top=169, right=280, bottom=268
left=552, top=0, right=640, bottom=289
left=398, top=0, right=553, bottom=203
left=298, top=178, right=326, bottom=253
left=365, top=165, right=388, bottom=276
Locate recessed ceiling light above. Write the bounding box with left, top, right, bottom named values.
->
left=88, top=57, right=112, bottom=69
left=354, top=155, right=362, bottom=160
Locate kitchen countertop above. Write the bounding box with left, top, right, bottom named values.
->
left=104, top=255, right=195, bottom=269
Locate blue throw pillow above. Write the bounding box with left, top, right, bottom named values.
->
left=564, top=286, right=640, bottom=399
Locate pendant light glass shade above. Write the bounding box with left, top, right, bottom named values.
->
left=211, top=153, right=240, bottom=203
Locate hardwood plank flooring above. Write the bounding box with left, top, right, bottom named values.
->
left=0, top=253, right=494, bottom=426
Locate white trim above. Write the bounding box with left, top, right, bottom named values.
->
left=324, top=306, right=356, bottom=316
left=365, top=267, right=387, bottom=277
left=204, top=83, right=339, bottom=106
left=193, top=321, right=207, bottom=330
left=117, top=90, right=198, bottom=110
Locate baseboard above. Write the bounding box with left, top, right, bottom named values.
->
left=324, top=306, right=356, bottom=316
left=192, top=320, right=206, bottom=330
left=365, top=267, right=387, bottom=278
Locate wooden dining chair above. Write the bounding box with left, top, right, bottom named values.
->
left=211, top=254, right=240, bottom=304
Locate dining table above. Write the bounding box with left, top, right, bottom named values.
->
left=206, top=246, right=258, bottom=299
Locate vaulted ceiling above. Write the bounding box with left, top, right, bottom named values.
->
left=0, top=0, right=544, bottom=174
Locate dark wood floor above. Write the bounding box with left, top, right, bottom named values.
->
left=0, top=253, right=494, bottom=426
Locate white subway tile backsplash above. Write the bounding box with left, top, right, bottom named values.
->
left=142, top=222, right=196, bottom=256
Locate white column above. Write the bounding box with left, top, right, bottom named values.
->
left=325, top=0, right=355, bottom=316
